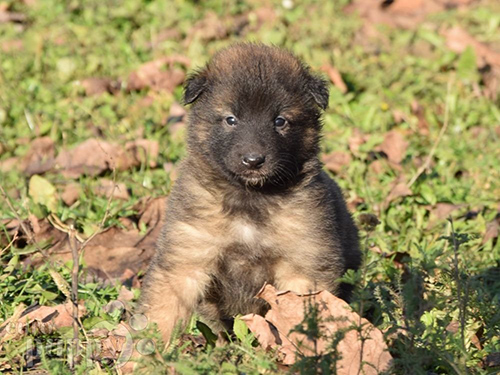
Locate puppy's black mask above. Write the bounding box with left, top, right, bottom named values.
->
left=184, top=44, right=329, bottom=190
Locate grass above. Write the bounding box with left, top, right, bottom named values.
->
left=1, top=0, right=499, bottom=373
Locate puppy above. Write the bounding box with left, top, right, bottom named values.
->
left=138, top=43, right=361, bottom=344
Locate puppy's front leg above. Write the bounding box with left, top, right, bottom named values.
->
left=138, top=262, right=211, bottom=346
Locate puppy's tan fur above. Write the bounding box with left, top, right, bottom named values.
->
left=138, top=44, right=360, bottom=344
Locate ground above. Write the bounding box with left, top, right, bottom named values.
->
left=0, top=0, right=499, bottom=374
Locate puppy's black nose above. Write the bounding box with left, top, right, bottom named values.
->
left=242, top=154, right=265, bottom=169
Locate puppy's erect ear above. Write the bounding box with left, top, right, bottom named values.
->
left=308, top=75, right=329, bottom=110
left=183, top=70, right=208, bottom=105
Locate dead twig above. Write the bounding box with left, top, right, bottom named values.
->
left=407, top=78, right=452, bottom=188
left=448, top=218, right=467, bottom=354
left=0, top=184, right=51, bottom=260
left=68, top=227, right=79, bottom=371
left=0, top=231, right=17, bottom=257
left=67, top=168, right=116, bottom=371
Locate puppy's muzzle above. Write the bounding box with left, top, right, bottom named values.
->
left=241, top=153, right=266, bottom=170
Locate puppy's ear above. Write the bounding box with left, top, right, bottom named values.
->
left=183, top=70, right=208, bottom=105
left=308, top=75, right=329, bottom=110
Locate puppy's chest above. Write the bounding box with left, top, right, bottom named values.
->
left=228, top=219, right=266, bottom=248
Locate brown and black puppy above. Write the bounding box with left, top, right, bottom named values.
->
left=138, top=43, right=361, bottom=344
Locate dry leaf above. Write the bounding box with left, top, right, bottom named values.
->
left=95, top=179, right=130, bottom=200
left=345, top=0, right=475, bottom=30
left=0, top=10, right=26, bottom=24
left=482, top=214, right=500, bottom=244
left=384, top=179, right=412, bottom=208
left=427, top=203, right=461, bottom=220
left=243, top=284, right=392, bottom=374
left=321, top=65, right=347, bottom=93
left=21, top=137, right=56, bottom=176
left=240, top=314, right=280, bottom=350
left=369, top=159, right=386, bottom=175
left=1, top=302, right=86, bottom=340
left=411, top=101, right=430, bottom=136
left=147, top=28, right=182, bottom=49
left=0, top=157, right=18, bottom=172
left=55, top=139, right=135, bottom=178
left=185, top=11, right=228, bottom=44
left=0, top=39, right=23, bottom=52
left=125, top=139, right=159, bottom=168
left=322, top=151, right=352, bottom=174
left=53, top=196, right=166, bottom=279
left=377, top=130, right=408, bottom=164
left=168, top=102, right=187, bottom=121
left=135, top=196, right=167, bottom=230
left=80, top=77, right=120, bottom=96
left=346, top=195, right=364, bottom=212
left=482, top=65, right=500, bottom=100
left=163, top=162, right=179, bottom=181
left=127, top=57, right=187, bottom=92
left=61, top=183, right=81, bottom=206
left=443, top=26, right=500, bottom=68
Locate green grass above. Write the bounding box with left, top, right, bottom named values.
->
left=1, top=0, right=499, bottom=374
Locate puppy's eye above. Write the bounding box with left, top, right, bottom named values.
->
left=225, top=116, right=237, bottom=126
left=274, top=116, right=287, bottom=129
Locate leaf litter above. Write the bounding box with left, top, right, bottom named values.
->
left=1, top=0, right=499, bottom=371
left=242, top=284, right=392, bottom=374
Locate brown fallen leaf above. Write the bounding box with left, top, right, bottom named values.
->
left=369, top=159, right=386, bottom=175
left=21, top=137, right=56, bottom=176
left=127, top=57, right=188, bottom=92
left=243, top=284, right=392, bottom=374
left=321, top=65, right=347, bottom=93
left=80, top=77, right=121, bottom=96
left=95, top=179, right=130, bottom=200
left=411, top=101, right=430, bottom=136
left=0, top=39, right=23, bottom=52
left=125, top=139, right=159, bottom=168
left=427, top=203, right=462, bottom=220
left=135, top=196, right=167, bottom=231
left=0, top=302, right=86, bottom=340
left=184, top=11, right=228, bottom=44
left=0, top=9, right=26, bottom=24
left=10, top=216, right=69, bottom=257
left=168, top=102, right=187, bottom=122
left=481, top=65, right=500, bottom=100
left=61, top=183, right=81, bottom=206
left=120, top=268, right=141, bottom=289
left=53, top=199, right=164, bottom=278
left=383, top=178, right=412, bottom=208
left=392, top=109, right=407, bottom=124
left=24, top=197, right=166, bottom=281
left=322, top=151, right=352, bottom=174
left=241, top=314, right=281, bottom=350
left=346, top=195, right=365, bottom=212
left=443, top=26, right=500, bottom=68
left=446, top=320, right=482, bottom=351
left=168, top=121, right=186, bottom=140
left=345, top=0, right=475, bottom=30
left=482, top=213, right=500, bottom=245
left=0, top=304, right=25, bottom=343
left=0, top=157, right=18, bottom=172
left=147, top=28, right=182, bottom=49
left=377, top=130, right=408, bottom=164
left=229, top=6, right=277, bottom=37
left=55, top=139, right=135, bottom=178
left=163, top=162, right=179, bottom=181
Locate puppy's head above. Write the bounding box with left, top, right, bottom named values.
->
left=184, top=43, right=329, bottom=189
